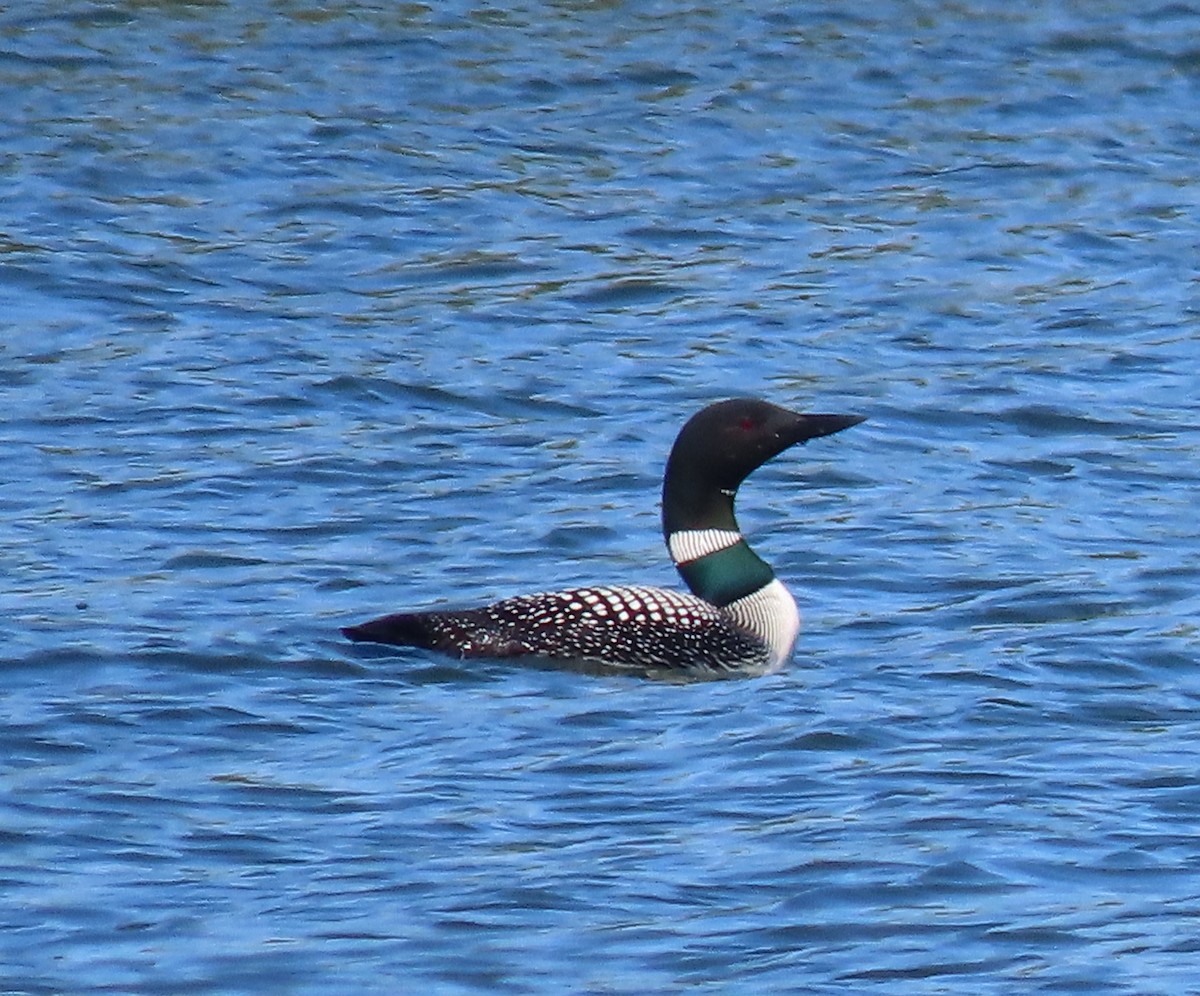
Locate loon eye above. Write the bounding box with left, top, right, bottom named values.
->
left=738, top=416, right=756, bottom=431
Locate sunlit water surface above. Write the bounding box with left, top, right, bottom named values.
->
left=3, top=3, right=1199, bottom=993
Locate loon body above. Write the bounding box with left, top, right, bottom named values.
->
left=343, top=398, right=863, bottom=677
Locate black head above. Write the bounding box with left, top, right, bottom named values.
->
left=662, top=398, right=863, bottom=536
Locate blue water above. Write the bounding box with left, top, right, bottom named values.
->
left=4, top=2, right=1200, bottom=992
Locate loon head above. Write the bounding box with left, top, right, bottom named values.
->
left=661, top=398, right=863, bottom=538
left=660, top=397, right=862, bottom=626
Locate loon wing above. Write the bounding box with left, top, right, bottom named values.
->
left=342, top=584, right=769, bottom=673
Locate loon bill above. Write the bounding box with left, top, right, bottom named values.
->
left=343, top=398, right=863, bottom=676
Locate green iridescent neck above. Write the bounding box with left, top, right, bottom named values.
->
left=673, top=537, right=775, bottom=607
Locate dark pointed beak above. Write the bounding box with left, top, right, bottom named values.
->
left=792, top=413, right=866, bottom=444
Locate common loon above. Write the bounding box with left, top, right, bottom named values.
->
left=343, top=398, right=863, bottom=677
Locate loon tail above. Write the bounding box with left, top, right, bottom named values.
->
left=342, top=613, right=438, bottom=648
left=342, top=608, right=540, bottom=659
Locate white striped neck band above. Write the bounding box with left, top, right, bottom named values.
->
left=667, top=528, right=743, bottom=566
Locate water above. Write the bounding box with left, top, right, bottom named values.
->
left=3, top=1, right=1199, bottom=992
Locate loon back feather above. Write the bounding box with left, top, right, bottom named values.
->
left=344, top=585, right=769, bottom=673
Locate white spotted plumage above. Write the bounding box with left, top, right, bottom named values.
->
left=412, top=583, right=779, bottom=674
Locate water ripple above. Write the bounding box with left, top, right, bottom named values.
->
left=4, top=1, right=1200, bottom=993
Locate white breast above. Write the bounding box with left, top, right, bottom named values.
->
left=724, top=579, right=801, bottom=670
